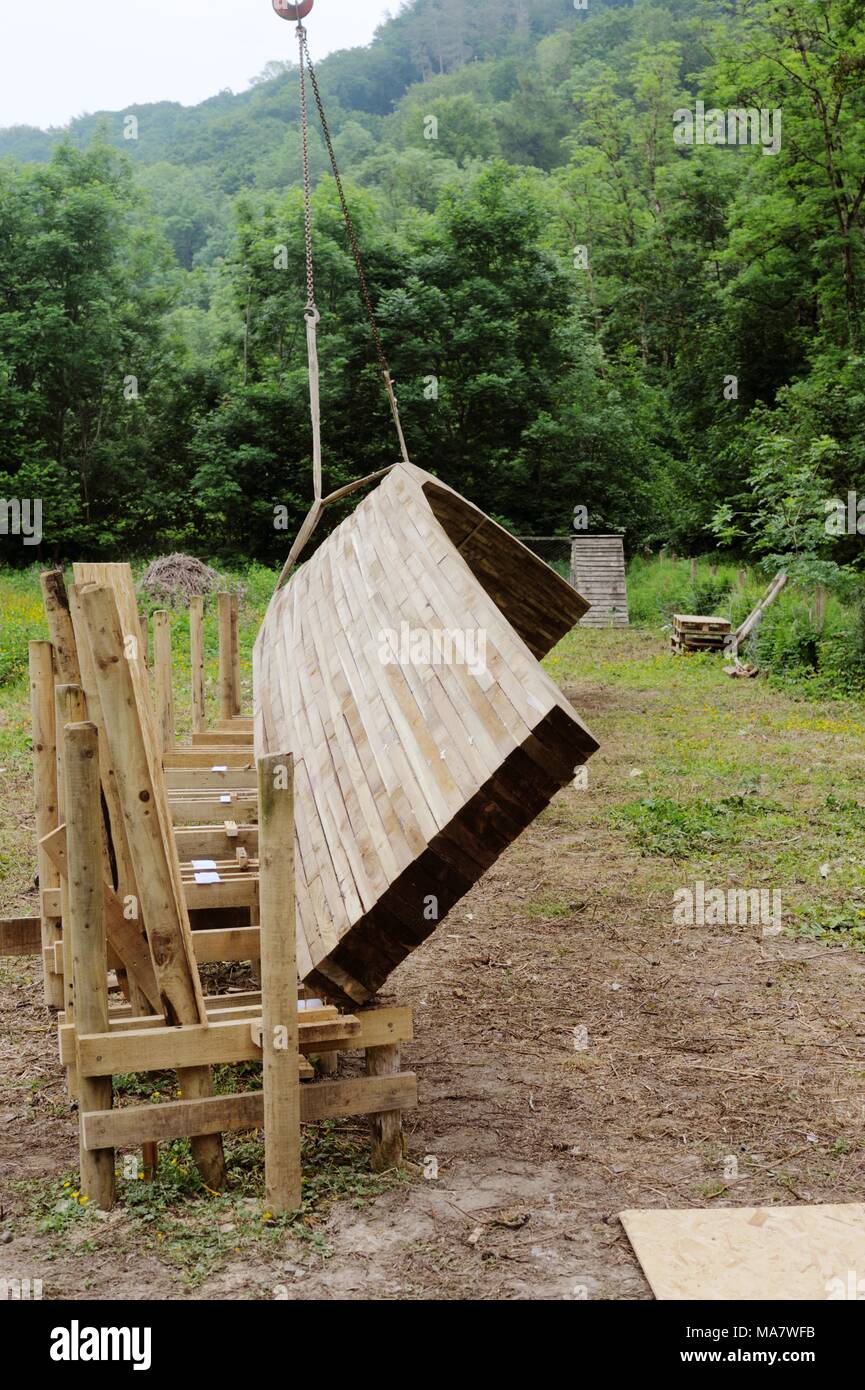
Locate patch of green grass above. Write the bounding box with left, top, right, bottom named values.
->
left=120, top=1122, right=407, bottom=1284
left=610, top=794, right=789, bottom=859
left=790, top=898, right=865, bottom=948
left=524, top=893, right=574, bottom=920
left=15, top=1120, right=409, bottom=1287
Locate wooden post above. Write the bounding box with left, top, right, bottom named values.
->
left=153, top=611, right=175, bottom=754
left=218, top=593, right=234, bottom=723
left=814, top=584, right=827, bottom=633
left=56, top=683, right=87, bottom=1020
left=319, top=1051, right=338, bottom=1077
left=258, top=750, right=301, bottom=1214
left=65, top=721, right=115, bottom=1210
left=689, top=557, right=697, bottom=581
left=732, top=571, right=788, bottom=655
left=40, top=571, right=81, bottom=684
left=231, top=595, right=242, bottom=717
left=138, top=609, right=149, bottom=670
left=366, top=1042, right=404, bottom=1172
left=189, top=597, right=206, bottom=734
left=29, top=642, right=64, bottom=1009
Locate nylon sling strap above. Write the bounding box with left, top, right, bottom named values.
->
left=275, top=16, right=410, bottom=592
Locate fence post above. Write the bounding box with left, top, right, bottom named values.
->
left=29, top=641, right=64, bottom=1009
left=366, top=1043, right=404, bottom=1172
left=218, top=593, right=234, bottom=723
left=55, top=683, right=87, bottom=1021
left=65, top=721, right=115, bottom=1210
left=40, top=570, right=81, bottom=685
left=153, top=611, right=175, bottom=753
left=189, top=596, right=206, bottom=734
left=258, top=750, right=301, bottom=1214
left=231, top=595, right=242, bottom=717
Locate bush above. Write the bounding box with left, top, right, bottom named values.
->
left=691, top=575, right=732, bottom=614
left=627, top=555, right=741, bottom=625
left=753, top=594, right=820, bottom=675
left=626, top=556, right=693, bottom=625
left=751, top=587, right=865, bottom=695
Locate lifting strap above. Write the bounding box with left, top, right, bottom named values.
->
left=296, top=23, right=410, bottom=468
left=275, top=17, right=410, bottom=590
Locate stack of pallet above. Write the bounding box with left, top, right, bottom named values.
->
left=671, top=613, right=732, bottom=654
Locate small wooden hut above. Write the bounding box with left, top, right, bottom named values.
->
left=570, top=534, right=629, bottom=628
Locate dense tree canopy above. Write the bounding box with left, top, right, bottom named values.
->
left=0, top=0, right=863, bottom=575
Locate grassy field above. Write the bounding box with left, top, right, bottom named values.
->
left=1, top=557, right=863, bottom=934
left=1, top=558, right=864, bottom=1294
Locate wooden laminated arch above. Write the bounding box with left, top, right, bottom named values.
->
left=255, top=461, right=600, bottom=1007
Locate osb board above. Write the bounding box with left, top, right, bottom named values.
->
left=256, top=461, right=599, bottom=1007
left=621, top=1204, right=865, bottom=1301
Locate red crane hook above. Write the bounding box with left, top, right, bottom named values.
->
left=273, top=0, right=314, bottom=19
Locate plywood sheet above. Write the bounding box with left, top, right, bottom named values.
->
left=621, top=1204, right=865, bottom=1301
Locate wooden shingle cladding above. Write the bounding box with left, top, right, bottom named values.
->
left=255, top=462, right=599, bottom=1008
left=570, top=535, right=629, bottom=628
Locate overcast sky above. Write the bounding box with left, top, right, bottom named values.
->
left=0, top=0, right=397, bottom=130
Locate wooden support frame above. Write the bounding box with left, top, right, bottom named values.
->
left=366, top=1044, right=405, bottom=1172
left=81, top=1075, right=417, bottom=1151
left=40, top=571, right=81, bottom=685
left=164, top=767, right=257, bottom=791
left=76, top=577, right=226, bottom=1191
left=174, top=825, right=258, bottom=859
left=24, top=569, right=417, bottom=1215
left=164, top=749, right=254, bottom=769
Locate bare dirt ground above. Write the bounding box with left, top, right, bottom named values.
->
left=2, top=638, right=865, bottom=1300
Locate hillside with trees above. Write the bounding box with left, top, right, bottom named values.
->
left=0, top=0, right=863, bottom=593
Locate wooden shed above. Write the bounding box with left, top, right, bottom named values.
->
left=255, top=462, right=600, bottom=1007
left=570, top=534, right=629, bottom=628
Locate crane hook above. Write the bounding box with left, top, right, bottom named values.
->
left=273, top=0, right=314, bottom=20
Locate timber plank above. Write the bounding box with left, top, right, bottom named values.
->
left=81, top=1074, right=418, bottom=1150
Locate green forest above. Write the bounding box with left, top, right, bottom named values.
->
left=0, top=0, right=863, bottom=592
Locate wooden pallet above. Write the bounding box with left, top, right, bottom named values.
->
left=671, top=613, right=732, bottom=653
